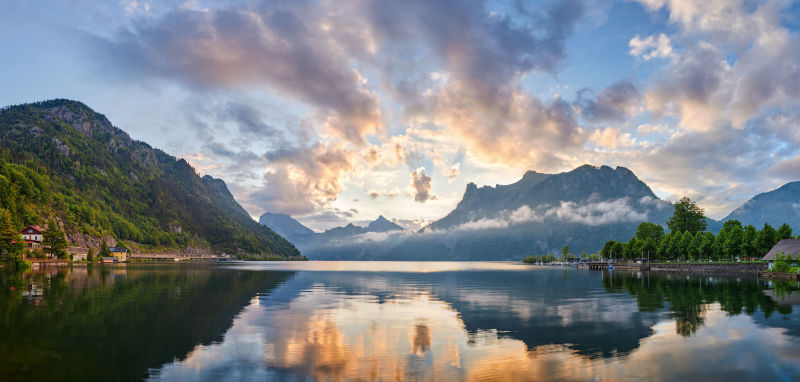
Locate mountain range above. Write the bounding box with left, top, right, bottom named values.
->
left=0, top=99, right=302, bottom=259
left=262, top=165, right=798, bottom=260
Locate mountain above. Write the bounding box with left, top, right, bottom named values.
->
left=427, top=165, right=661, bottom=232
left=0, top=99, right=302, bottom=259
left=722, top=182, right=800, bottom=232
left=367, top=215, right=404, bottom=232
left=260, top=214, right=406, bottom=257
left=304, top=165, right=675, bottom=260
left=258, top=212, right=315, bottom=241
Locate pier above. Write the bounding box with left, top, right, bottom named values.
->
left=587, top=262, right=610, bottom=270
left=129, top=253, right=229, bottom=262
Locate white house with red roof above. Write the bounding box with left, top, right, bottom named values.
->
left=20, top=225, right=43, bottom=249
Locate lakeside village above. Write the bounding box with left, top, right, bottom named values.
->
left=1, top=218, right=231, bottom=271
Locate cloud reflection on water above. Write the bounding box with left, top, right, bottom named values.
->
left=149, top=267, right=800, bottom=381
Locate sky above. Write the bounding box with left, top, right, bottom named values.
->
left=1, top=0, right=799, bottom=231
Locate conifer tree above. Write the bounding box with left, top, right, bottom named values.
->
left=99, top=239, right=111, bottom=258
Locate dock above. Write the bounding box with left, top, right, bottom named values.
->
left=587, top=262, right=610, bottom=270
left=129, top=253, right=229, bottom=262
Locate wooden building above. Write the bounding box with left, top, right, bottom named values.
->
left=20, top=225, right=43, bottom=250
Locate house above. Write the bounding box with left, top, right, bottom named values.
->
left=109, top=247, right=128, bottom=262
left=101, top=257, right=117, bottom=264
left=20, top=225, right=43, bottom=249
left=762, top=239, right=800, bottom=261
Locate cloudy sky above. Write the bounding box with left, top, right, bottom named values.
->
left=1, top=0, right=799, bottom=231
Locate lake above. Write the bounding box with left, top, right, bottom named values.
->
left=1, top=262, right=799, bottom=381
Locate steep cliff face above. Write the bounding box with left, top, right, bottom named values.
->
left=0, top=99, right=302, bottom=258
left=427, top=165, right=664, bottom=232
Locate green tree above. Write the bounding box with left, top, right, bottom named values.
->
left=756, top=223, right=777, bottom=257
left=656, top=232, right=671, bottom=260
left=678, top=231, right=693, bottom=260
left=636, top=222, right=665, bottom=243
left=87, top=247, right=96, bottom=262
left=667, top=197, right=707, bottom=234
left=741, top=225, right=757, bottom=260
left=43, top=219, right=68, bottom=258
left=561, top=245, right=570, bottom=260
left=623, top=238, right=639, bottom=260
left=641, top=238, right=657, bottom=260
left=612, top=242, right=624, bottom=260
left=777, top=223, right=793, bottom=240
left=0, top=209, right=25, bottom=262
left=700, top=232, right=715, bottom=260
left=721, top=220, right=743, bottom=261
left=99, top=239, right=111, bottom=258
left=600, top=240, right=616, bottom=259
left=690, top=231, right=703, bottom=260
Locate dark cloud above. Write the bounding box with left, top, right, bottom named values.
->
left=578, top=81, right=641, bottom=122
left=222, top=103, right=281, bottom=140
left=95, top=2, right=382, bottom=144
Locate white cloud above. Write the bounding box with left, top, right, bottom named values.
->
left=629, top=33, right=674, bottom=60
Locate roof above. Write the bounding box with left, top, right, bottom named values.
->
left=109, top=247, right=128, bottom=252
left=762, top=239, right=800, bottom=261
left=21, top=225, right=43, bottom=233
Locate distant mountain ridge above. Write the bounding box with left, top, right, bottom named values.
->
left=0, top=99, right=302, bottom=259
left=258, top=212, right=315, bottom=241
left=258, top=213, right=405, bottom=251
left=722, top=182, right=800, bottom=232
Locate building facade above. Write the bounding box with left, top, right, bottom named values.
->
left=20, top=226, right=43, bottom=249
left=109, top=247, right=128, bottom=262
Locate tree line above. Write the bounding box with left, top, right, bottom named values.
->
left=599, top=197, right=796, bottom=262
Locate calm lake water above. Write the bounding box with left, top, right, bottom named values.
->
left=1, top=262, right=799, bottom=381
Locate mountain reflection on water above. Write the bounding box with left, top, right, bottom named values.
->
left=1, top=262, right=799, bottom=381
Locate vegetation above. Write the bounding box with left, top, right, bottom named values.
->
left=601, top=271, right=795, bottom=337
left=667, top=197, right=707, bottom=234
left=524, top=254, right=558, bottom=263
left=0, top=209, right=25, bottom=265
left=0, top=99, right=303, bottom=259
left=770, top=252, right=799, bottom=273
left=596, top=197, right=794, bottom=262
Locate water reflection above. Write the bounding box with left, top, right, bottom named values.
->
left=150, top=265, right=800, bottom=381
left=0, top=265, right=293, bottom=381
left=2, top=263, right=800, bottom=381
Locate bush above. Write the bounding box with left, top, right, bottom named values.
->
left=16, top=260, right=31, bottom=271
left=771, top=252, right=796, bottom=273
left=31, top=248, right=46, bottom=258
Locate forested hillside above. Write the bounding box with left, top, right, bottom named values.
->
left=0, top=99, right=302, bottom=258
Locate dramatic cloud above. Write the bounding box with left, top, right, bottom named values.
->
left=241, top=144, right=355, bottom=215
left=97, top=2, right=383, bottom=144
left=5, top=0, right=800, bottom=226
left=367, top=0, right=587, bottom=169
left=410, top=167, right=436, bottom=203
